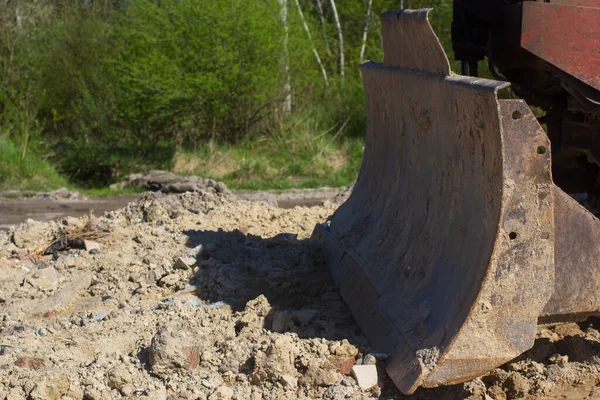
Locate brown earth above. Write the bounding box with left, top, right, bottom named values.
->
left=1, top=190, right=600, bottom=399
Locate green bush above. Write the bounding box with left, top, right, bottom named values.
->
left=113, top=0, right=289, bottom=145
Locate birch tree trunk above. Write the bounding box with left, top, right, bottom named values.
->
left=15, top=0, right=22, bottom=29
left=279, top=0, right=292, bottom=114
left=359, top=0, right=372, bottom=61
left=314, top=0, right=330, bottom=54
left=293, top=0, right=329, bottom=86
left=328, top=0, right=344, bottom=77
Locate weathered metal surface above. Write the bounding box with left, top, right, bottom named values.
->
left=546, top=0, right=600, bottom=8
left=540, top=187, right=600, bottom=323
left=312, top=9, right=555, bottom=394
left=520, top=1, right=600, bottom=91
left=422, top=100, right=555, bottom=388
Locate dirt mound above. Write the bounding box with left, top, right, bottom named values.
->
left=2, top=193, right=600, bottom=399
left=110, top=171, right=231, bottom=195
left=42, top=188, right=86, bottom=202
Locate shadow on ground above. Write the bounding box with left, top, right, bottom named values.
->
left=180, top=228, right=600, bottom=399
left=181, top=228, right=480, bottom=399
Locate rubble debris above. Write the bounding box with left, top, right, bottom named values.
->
left=109, top=170, right=232, bottom=195
left=83, top=240, right=101, bottom=253
left=174, top=256, right=196, bottom=270
left=351, top=365, right=378, bottom=390
left=0, top=190, right=599, bottom=399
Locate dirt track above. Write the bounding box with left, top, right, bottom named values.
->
left=2, top=190, right=600, bottom=399
left=0, top=188, right=339, bottom=231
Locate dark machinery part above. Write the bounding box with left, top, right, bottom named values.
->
left=452, top=0, right=600, bottom=210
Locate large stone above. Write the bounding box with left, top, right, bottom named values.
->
left=351, top=365, right=378, bottom=390
left=149, top=320, right=202, bottom=377
left=34, top=273, right=93, bottom=316
left=27, top=267, right=59, bottom=291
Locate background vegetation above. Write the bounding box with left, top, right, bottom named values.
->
left=0, top=0, right=459, bottom=191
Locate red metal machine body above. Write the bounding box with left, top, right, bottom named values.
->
left=453, top=0, right=600, bottom=206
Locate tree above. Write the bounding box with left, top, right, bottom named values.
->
left=293, top=0, right=329, bottom=86
left=359, top=0, right=373, bottom=61
left=329, top=0, right=344, bottom=77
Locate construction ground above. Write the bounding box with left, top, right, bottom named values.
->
left=2, top=185, right=600, bottom=399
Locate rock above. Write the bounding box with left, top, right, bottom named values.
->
left=12, top=220, right=53, bottom=249
left=331, top=340, right=358, bottom=358
left=112, top=171, right=231, bottom=195
left=46, top=188, right=82, bottom=201
left=146, top=387, right=167, bottom=400
left=215, top=182, right=228, bottom=194
left=209, top=386, right=234, bottom=400
left=120, top=384, right=135, bottom=397
left=331, top=356, right=355, bottom=375
left=15, top=357, right=45, bottom=370
left=159, top=273, right=181, bottom=288
left=487, top=385, right=507, bottom=400
left=107, top=367, right=132, bottom=390
left=27, top=267, right=59, bottom=291
left=149, top=320, right=202, bottom=377
left=280, top=374, right=298, bottom=389
left=362, top=354, right=377, bottom=365
left=90, top=310, right=110, bottom=322
left=530, top=361, right=545, bottom=376
left=29, top=376, right=70, bottom=400
left=503, top=373, right=530, bottom=398
left=549, top=354, right=569, bottom=367
left=351, top=365, right=378, bottom=390
left=251, top=336, right=298, bottom=386
left=271, top=310, right=290, bottom=333
left=6, top=389, right=26, bottom=400
left=84, top=240, right=101, bottom=252
left=83, top=388, right=104, bottom=400
left=300, top=362, right=342, bottom=387
left=174, top=256, right=196, bottom=270
left=201, top=373, right=225, bottom=389
left=341, top=376, right=355, bottom=387
left=243, top=295, right=272, bottom=317
left=188, top=244, right=206, bottom=258
left=35, top=272, right=93, bottom=316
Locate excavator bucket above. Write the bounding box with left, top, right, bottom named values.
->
left=312, top=9, right=600, bottom=395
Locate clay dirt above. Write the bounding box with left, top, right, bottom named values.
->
left=2, top=189, right=600, bottom=399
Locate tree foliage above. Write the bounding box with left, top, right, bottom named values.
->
left=0, top=0, right=457, bottom=186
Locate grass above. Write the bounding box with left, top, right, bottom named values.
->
left=0, top=138, right=68, bottom=191
left=173, top=119, right=364, bottom=190
left=0, top=115, right=365, bottom=193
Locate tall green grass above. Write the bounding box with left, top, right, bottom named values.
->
left=173, top=113, right=364, bottom=190
left=0, top=139, right=66, bottom=191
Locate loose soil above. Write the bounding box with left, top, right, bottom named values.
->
left=0, top=188, right=339, bottom=231
left=1, top=190, right=600, bottom=399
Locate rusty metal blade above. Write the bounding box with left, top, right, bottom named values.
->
left=540, top=187, right=600, bottom=323
left=312, top=9, right=555, bottom=394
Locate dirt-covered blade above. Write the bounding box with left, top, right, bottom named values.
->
left=312, top=9, right=555, bottom=394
